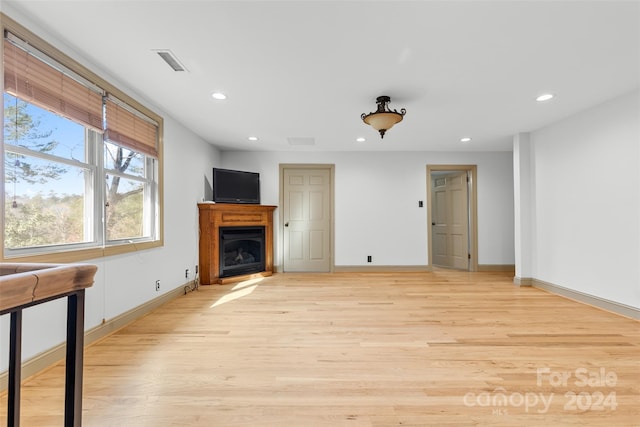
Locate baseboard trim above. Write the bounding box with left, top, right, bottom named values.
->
left=0, top=282, right=188, bottom=392
left=513, top=276, right=534, bottom=286
left=532, top=279, right=640, bottom=320
left=334, top=265, right=433, bottom=273
left=478, top=264, right=515, bottom=273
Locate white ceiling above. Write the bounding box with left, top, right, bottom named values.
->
left=3, top=1, right=639, bottom=152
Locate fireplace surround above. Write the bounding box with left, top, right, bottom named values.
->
left=198, top=203, right=276, bottom=284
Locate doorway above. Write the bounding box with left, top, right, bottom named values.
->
left=427, top=165, right=478, bottom=271
left=279, top=164, right=334, bottom=272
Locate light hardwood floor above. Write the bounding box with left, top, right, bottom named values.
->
left=2, top=271, right=639, bottom=426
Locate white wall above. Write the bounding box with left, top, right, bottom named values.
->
left=0, top=115, right=220, bottom=369
left=0, top=7, right=221, bottom=369
left=530, top=90, right=640, bottom=308
left=221, top=150, right=515, bottom=268
left=513, top=133, right=534, bottom=281
left=101, top=118, right=221, bottom=320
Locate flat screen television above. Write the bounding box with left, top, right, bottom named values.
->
left=212, top=168, right=260, bottom=204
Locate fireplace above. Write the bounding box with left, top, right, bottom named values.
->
left=198, top=203, right=276, bottom=284
left=219, top=226, right=266, bottom=278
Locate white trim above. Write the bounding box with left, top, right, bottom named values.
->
left=533, top=279, right=640, bottom=320
left=513, top=276, right=534, bottom=286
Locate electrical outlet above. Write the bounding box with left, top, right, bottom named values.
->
left=367, top=255, right=372, bottom=263
left=155, top=280, right=160, bottom=291
left=185, top=269, right=189, bottom=278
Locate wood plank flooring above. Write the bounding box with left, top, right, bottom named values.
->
left=2, top=271, right=639, bottom=426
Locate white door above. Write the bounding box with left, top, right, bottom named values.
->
left=431, top=171, right=469, bottom=270
left=432, top=175, right=449, bottom=266
left=282, top=167, right=332, bottom=272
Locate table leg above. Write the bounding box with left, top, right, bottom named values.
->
left=8, top=310, right=22, bottom=427
left=64, top=291, right=85, bottom=427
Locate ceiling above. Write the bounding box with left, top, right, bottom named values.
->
left=2, top=1, right=639, bottom=152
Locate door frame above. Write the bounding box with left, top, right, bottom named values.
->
left=278, top=163, right=335, bottom=273
left=426, top=164, right=478, bottom=272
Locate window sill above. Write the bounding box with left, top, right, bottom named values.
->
left=1, top=240, right=163, bottom=263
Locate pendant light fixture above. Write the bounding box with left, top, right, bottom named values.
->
left=361, top=95, right=406, bottom=139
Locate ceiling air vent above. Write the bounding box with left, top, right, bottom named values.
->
left=287, top=137, right=316, bottom=146
left=154, top=49, right=187, bottom=72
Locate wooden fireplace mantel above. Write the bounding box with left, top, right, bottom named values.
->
left=198, top=203, right=277, bottom=285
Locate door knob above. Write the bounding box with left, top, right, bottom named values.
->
left=285, top=222, right=289, bottom=227
left=432, top=222, right=435, bottom=226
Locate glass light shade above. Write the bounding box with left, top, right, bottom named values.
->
left=361, top=96, right=406, bottom=138
left=363, top=112, right=403, bottom=131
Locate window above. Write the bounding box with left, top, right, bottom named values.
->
left=4, top=94, right=96, bottom=251
left=104, top=141, right=156, bottom=242
left=2, top=20, right=163, bottom=261
left=103, top=94, right=159, bottom=244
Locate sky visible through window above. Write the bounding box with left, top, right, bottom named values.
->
left=4, top=93, right=88, bottom=199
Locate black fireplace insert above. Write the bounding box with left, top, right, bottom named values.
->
left=219, top=226, right=265, bottom=278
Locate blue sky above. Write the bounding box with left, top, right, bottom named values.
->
left=4, top=93, right=88, bottom=199
left=4, top=93, right=146, bottom=203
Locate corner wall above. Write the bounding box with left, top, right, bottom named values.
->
left=525, top=90, right=640, bottom=309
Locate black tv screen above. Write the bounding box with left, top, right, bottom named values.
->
left=212, top=168, right=260, bottom=204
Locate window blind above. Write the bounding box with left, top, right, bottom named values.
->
left=3, top=34, right=104, bottom=133
left=104, top=95, right=159, bottom=158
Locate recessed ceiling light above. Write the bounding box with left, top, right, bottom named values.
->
left=536, top=93, right=554, bottom=102
left=356, top=137, right=366, bottom=142
left=211, top=92, right=227, bottom=100
left=248, top=136, right=259, bottom=141
left=460, top=137, right=472, bottom=143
